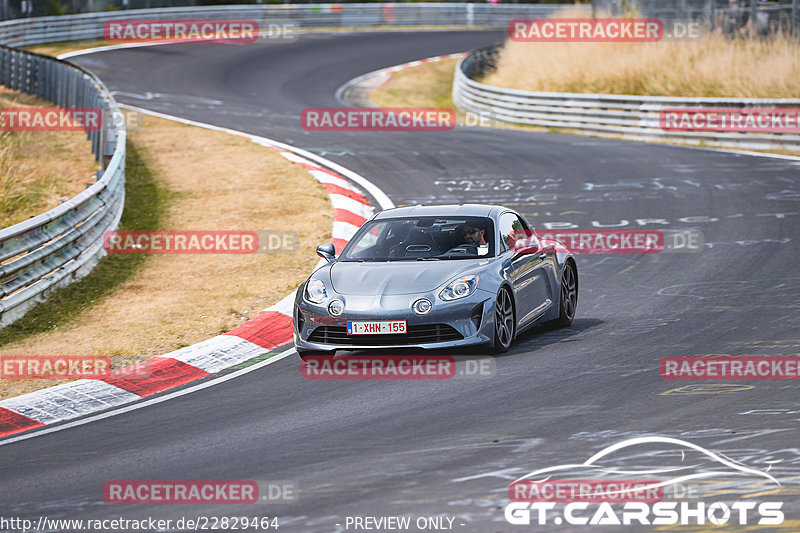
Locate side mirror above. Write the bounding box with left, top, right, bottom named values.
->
left=316, top=242, right=336, bottom=262
left=514, top=238, right=540, bottom=254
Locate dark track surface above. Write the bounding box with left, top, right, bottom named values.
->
left=2, top=31, right=799, bottom=532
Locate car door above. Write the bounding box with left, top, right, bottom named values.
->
left=497, top=212, right=553, bottom=326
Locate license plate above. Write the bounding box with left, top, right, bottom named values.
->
left=347, top=320, right=407, bottom=335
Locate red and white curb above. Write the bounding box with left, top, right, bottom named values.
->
left=0, top=105, right=393, bottom=439
left=335, top=52, right=467, bottom=104
left=382, top=53, right=467, bottom=74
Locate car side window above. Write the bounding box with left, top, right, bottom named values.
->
left=498, top=213, right=527, bottom=253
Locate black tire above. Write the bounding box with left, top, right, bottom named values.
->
left=492, top=286, right=515, bottom=354
left=552, top=261, right=578, bottom=327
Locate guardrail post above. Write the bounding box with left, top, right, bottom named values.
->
left=10, top=49, right=18, bottom=90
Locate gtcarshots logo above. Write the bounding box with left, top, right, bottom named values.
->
left=505, top=437, right=784, bottom=526
left=0, top=107, right=102, bottom=131
left=104, top=19, right=259, bottom=43
left=301, top=107, right=455, bottom=131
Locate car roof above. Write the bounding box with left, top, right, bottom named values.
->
left=372, top=204, right=505, bottom=220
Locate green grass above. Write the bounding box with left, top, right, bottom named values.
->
left=0, top=141, right=172, bottom=346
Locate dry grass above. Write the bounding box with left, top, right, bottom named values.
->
left=370, top=58, right=458, bottom=109
left=0, top=112, right=331, bottom=400
left=485, top=9, right=800, bottom=98
left=0, top=86, right=98, bottom=228
left=26, top=39, right=109, bottom=57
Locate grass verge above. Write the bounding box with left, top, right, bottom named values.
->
left=0, top=86, right=99, bottom=228
left=369, top=56, right=799, bottom=156
left=484, top=37, right=800, bottom=98
left=0, top=112, right=331, bottom=400
left=369, top=58, right=458, bottom=109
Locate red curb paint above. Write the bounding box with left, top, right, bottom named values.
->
left=0, top=131, right=375, bottom=432
left=321, top=182, right=368, bottom=202
left=225, top=311, right=293, bottom=349
left=0, top=408, right=44, bottom=437
left=331, top=238, right=349, bottom=255
left=293, top=161, right=326, bottom=173
left=101, top=358, right=209, bottom=397
left=333, top=208, right=368, bottom=227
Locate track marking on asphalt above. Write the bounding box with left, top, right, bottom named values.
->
left=62, top=40, right=800, bottom=164
left=616, top=264, right=636, bottom=275
left=0, top=348, right=295, bottom=447
left=660, top=384, right=755, bottom=395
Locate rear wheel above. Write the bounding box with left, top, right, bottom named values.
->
left=492, top=287, right=515, bottom=353
left=553, top=261, right=577, bottom=327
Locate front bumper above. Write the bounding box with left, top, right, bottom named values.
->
left=294, top=288, right=495, bottom=352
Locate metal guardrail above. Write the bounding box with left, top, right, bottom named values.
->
left=453, top=45, right=800, bottom=151
left=8, top=2, right=793, bottom=326
left=0, top=47, right=125, bottom=326
left=0, top=3, right=581, bottom=327
left=0, top=4, right=575, bottom=47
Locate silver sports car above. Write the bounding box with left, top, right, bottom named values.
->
left=293, top=204, right=577, bottom=357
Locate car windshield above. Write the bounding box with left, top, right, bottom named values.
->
left=340, top=216, right=495, bottom=261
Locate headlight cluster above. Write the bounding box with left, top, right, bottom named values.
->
left=439, top=275, right=479, bottom=301
left=305, top=279, right=327, bottom=304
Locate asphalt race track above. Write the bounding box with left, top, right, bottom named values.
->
left=2, top=31, right=800, bottom=532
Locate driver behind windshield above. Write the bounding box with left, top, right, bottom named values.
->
left=461, top=223, right=487, bottom=246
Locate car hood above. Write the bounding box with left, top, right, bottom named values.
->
left=329, top=260, right=483, bottom=295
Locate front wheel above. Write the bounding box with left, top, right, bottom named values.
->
left=552, top=261, right=577, bottom=327
left=492, top=287, right=515, bottom=354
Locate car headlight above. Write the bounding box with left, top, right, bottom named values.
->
left=412, top=298, right=432, bottom=315
left=305, top=279, right=328, bottom=304
left=439, top=275, right=479, bottom=301
left=328, top=299, right=344, bottom=316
